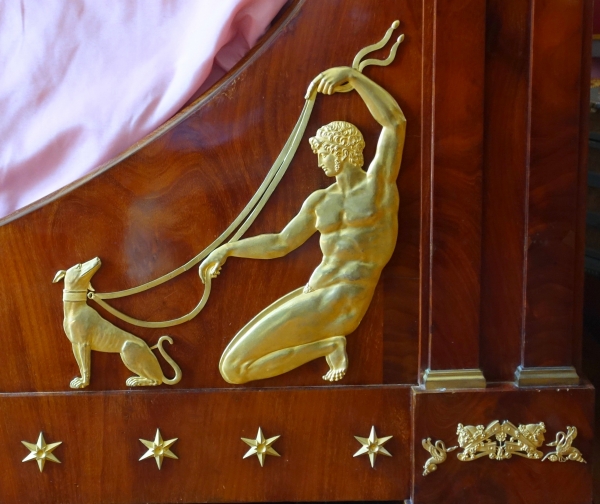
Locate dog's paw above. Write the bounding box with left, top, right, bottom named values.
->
left=126, top=377, right=159, bottom=387
left=70, top=377, right=88, bottom=389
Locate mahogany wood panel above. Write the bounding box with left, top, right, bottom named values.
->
left=0, top=0, right=594, bottom=501
left=480, top=0, right=531, bottom=381
left=0, top=387, right=411, bottom=503
left=425, top=0, right=486, bottom=372
left=480, top=0, right=592, bottom=380
left=523, top=0, right=587, bottom=368
left=0, top=0, right=423, bottom=392
left=412, top=383, right=594, bottom=504
left=382, top=0, right=424, bottom=385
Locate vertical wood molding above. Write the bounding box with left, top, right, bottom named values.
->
left=481, top=0, right=591, bottom=386
left=572, top=0, right=593, bottom=373
left=424, top=0, right=486, bottom=380
left=522, top=0, right=586, bottom=372
left=480, top=0, right=531, bottom=382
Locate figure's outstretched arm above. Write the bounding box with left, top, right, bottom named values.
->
left=307, top=67, right=406, bottom=184
left=199, top=191, right=321, bottom=282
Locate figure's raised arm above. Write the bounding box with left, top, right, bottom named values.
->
left=199, top=191, right=322, bottom=282
left=308, top=67, right=406, bottom=183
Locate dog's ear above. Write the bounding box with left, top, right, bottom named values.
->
left=88, top=282, right=95, bottom=292
left=52, top=270, right=66, bottom=283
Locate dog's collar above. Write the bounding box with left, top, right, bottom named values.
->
left=63, top=289, right=89, bottom=302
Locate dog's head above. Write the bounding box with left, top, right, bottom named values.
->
left=53, top=257, right=102, bottom=291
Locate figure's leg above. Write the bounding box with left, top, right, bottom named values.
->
left=120, top=341, right=162, bottom=386
left=229, top=335, right=348, bottom=383
left=220, top=285, right=369, bottom=384
left=70, top=342, right=91, bottom=388
left=323, top=336, right=348, bottom=382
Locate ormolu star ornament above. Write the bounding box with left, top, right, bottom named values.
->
left=139, top=428, right=178, bottom=469
left=241, top=427, right=281, bottom=467
left=22, top=432, right=62, bottom=472
left=354, top=426, right=392, bottom=468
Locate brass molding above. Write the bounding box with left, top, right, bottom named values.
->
left=422, top=369, right=486, bottom=390
left=514, top=366, right=579, bottom=387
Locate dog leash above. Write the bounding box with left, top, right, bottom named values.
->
left=87, top=21, right=403, bottom=329
left=88, top=95, right=316, bottom=328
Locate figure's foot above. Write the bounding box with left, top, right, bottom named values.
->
left=70, top=376, right=89, bottom=389
left=323, top=337, right=348, bottom=382
left=126, top=376, right=160, bottom=387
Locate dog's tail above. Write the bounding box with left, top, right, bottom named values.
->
left=151, top=336, right=182, bottom=385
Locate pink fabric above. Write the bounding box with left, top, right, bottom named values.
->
left=0, top=0, right=286, bottom=219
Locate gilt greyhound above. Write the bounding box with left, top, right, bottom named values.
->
left=53, top=257, right=181, bottom=388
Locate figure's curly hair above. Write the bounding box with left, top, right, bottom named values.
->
left=309, top=121, right=365, bottom=168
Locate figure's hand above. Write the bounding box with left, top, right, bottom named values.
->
left=305, top=66, right=358, bottom=99
left=199, top=248, right=229, bottom=284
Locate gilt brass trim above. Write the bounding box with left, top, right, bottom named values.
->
left=62, top=289, right=88, bottom=302
left=241, top=427, right=281, bottom=467
left=421, top=438, right=456, bottom=475
left=455, top=421, right=546, bottom=461
left=514, top=366, right=579, bottom=387
left=139, top=429, right=178, bottom=470
left=422, top=369, right=486, bottom=390
left=422, top=421, right=587, bottom=475
left=542, top=426, right=586, bottom=463
left=22, top=432, right=62, bottom=472
left=353, top=426, right=393, bottom=468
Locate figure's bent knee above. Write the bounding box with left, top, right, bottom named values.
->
left=219, top=366, right=247, bottom=385
left=219, top=350, right=249, bottom=385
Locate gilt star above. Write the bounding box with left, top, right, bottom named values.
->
left=353, top=426, right=392, bottom=468
left=241, top=427, right=280, bottom=467
left=22, top=432, right=62, bottom=472
left=139, top=429, right=178, bottom=469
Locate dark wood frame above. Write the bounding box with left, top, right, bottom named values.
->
left=0, top=1, right=593, bottom=502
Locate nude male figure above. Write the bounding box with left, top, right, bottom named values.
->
left=199, top=66, right=406, bottom=384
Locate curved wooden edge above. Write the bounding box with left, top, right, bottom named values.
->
left=0, top=0, right=304, bottom=228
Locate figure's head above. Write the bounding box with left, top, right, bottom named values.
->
left=309, top=121, right=365, bottom=177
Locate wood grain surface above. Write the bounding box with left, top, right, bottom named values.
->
left=412, top=383, right=594, bottom=504
left=0, top=0, right=422, bottom=392
left=480, top=0, right=531, bottom=382
left=523, top=0, right=586, bottom=368
left=0, top=386, right=411, bottom=503
left=425, top=0, right=486, bottom=373
left=0, top=0, right=594, bottom=502
left=480, top=0, right=592, bottom=380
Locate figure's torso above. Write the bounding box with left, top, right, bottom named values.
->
left=309, top=175, right=399, bottom=291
